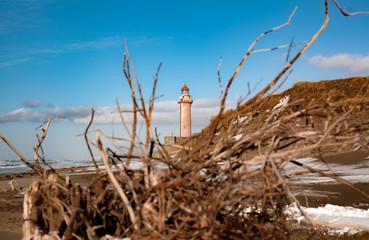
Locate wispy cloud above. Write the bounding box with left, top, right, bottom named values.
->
left=0, top=58, right=31, bottom=68
left=66, top=37, right=123, bottom=50
left=46, top=106, right=95, bottom=120
left=309, top=53, right=369, bottom=73
left=23, top=100, right=43, bottom=108
left=0, top=99, right=229, bottom=132
left=31, top=49, right=64, bottom=54
left=0, top=0, right=56, bottom=34
left=127, top=36, right=176, bottom=47
left=0, top=107, right=44, bottom=123
left=1, top=35, right=175, bottom=68
left=0, top=0, right=56, bottom=8
left=27, top=37, right=123, bottom=55
left=30, top=35, right=174, bottom=54
left=0, top=37, right=122, bottom=68
left=0, top=105, right=92, bottom=123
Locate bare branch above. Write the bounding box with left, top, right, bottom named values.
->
left=286, top=36, right=294, bottom=62
left=84, top=108, right=100, bottom=173
left=250, top=43, right=292, bottom=54
left=33, top=118, right=53, bottom=171
left=249, top=1, right=329, bottom=103
left=219, top=6, right=298, bottom=113
left=0, top=134, right=39, bottom=173
left=217, top=56, right=223, bottom=99
left=331, top=0, right=369, bottom=16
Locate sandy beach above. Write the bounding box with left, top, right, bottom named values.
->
left=0, top=169, right=96, bottom=239
left=0, top=151, right=368, bottom=239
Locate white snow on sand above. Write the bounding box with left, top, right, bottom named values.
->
left=284, top=157, right=369, bottom=184
left=283, top=155, right=369, bottom=235
left=287, top=203, right=369, bottom=235
left=232, top=134, right=244, bottom=141
left=273, top=95, right=290, bottom=111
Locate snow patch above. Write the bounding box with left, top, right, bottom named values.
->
left=233, top=134, right=243, bottom=141
left=273, top=95, right=290, bottom=111
left=287, top=203, right=369, bottom=235
left=284, top=157, right=369, bottom=184
left=233, top=115, right=248, bottom=125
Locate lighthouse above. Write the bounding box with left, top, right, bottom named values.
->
left=178, top=84, right=193, bottom=137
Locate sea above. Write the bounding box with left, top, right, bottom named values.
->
left=0, top=158, right=169, bottom=174
left=0, top=158, right=94, bottom=174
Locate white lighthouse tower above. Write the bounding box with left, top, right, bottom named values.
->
left=178, top=84, right=193, bottom=137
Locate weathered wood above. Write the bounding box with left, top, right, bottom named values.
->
left=23, top=182, right=41, bottom=239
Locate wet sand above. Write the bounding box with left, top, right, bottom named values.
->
left=0, top=168, right=96, bottom=239
left=0, top=230, right=23, bottom=240
left=295, top=182, right=369, bottom=208
left=292, top=151, right=369, bottom=208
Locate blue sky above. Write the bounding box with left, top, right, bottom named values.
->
left=1, top=0, right=369, bottom=161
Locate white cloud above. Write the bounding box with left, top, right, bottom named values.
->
left=0, top=106, right=94, bottom=123
left=46, top=106, right=93, bottom=120
left=73, top=99, right=225, bottom=129
left=0, top=99, right=228, bottom=132
left=72, top=106, right=122, bottom=125
left=309, top=53, right=369, bottom=73
left=0, top=107, right=43, bottom=123
left=192, top=98, right=224, bottom=128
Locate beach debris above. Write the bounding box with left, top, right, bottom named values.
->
left=286, top=203, right=369, bottom=235
left=8, top=179, right=21, bottom=191
left=233, top=115, right=248, bottom=125
left=273, top=95, right=290, bottom=111
left=14, top=191, right=25, bottom=197
left=353, top=143, right=362, bottom=152
left=232, top=133, right=243, bottom=141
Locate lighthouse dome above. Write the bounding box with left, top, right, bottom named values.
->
left=181, top=84, right=189, bottom=91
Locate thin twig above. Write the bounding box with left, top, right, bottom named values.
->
left=217, top=56, right=223, bottom=100
left=219, top=6, right=298, bottom=115
left=249, top=1, right=329, bottom=104
left=331, top=0, right=369, bottom=16
left=33, top=118, right=52, bottom=172
left=84, top=108, right=100, bottom=173
left=0, top=135, right=40, bottom=173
